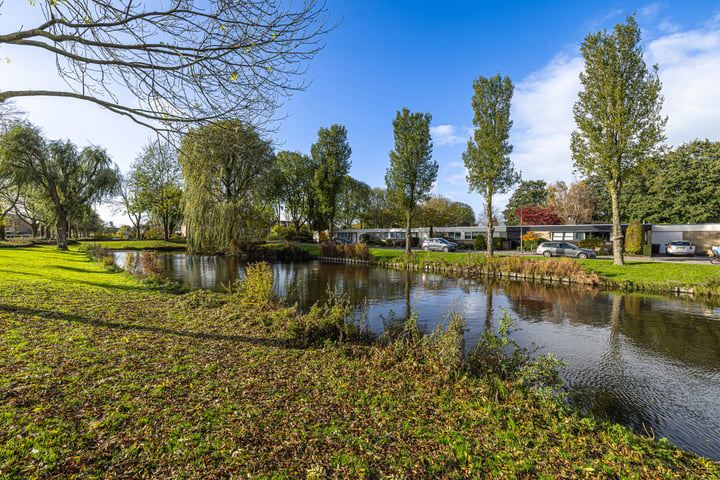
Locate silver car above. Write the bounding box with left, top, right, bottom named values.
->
left=666, top=240, right=695, bottom=256
left=421, top=238, right=458, bottom=252
left=536, top=241, right=596, bottom=259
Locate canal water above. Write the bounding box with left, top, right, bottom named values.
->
left=114, top=252, right=720, bottom=460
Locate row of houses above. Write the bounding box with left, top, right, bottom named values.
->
left=332, top=223, right=720, bottom=254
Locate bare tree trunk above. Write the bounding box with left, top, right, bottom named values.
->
left=405, top=212, right=412, bottom=257
left=486, top=197, right=494, bottom=257
left=610, top=188, right=625, bottom=266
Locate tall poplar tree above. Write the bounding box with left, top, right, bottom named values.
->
left=571, top=14, right=666, bottom=265
left=310, top=124, right=351, bottom=241
left=463, top=74, right=520, bottom=256
left=385, top=108, right=437, bottom=255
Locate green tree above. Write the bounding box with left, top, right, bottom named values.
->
left=118, top=175, right=146, bottom=240
left=359, top=188, right=398, bottom=229
left=337, top=176, right=371, bottom=228
left=179, top=120, right=275, bottom=252
left=0, top=177, right=19, bottom=240
left=622, top=140, right=720, bottom=224
left=275, top=151, right=315, bottom=236
left=385, top=108, right=437, bottom=256
left=130, top=140, right=183, bottom=240
left=571, top=15, right=666, bottom=265
left=502, top=180, right=547, bottom=225
left=417, top=195, right=475, bottom=227
left=311, top=124, right=352, bottom=241
left=624, top=219, right=644, bottom=254
left=0, top=122, right=120, bottom=250
left=463, top=74, right=520, bottom=256
left=0, top=1, right=330, bottom=132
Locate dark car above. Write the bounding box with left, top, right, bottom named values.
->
left=420, top=238, right=458, bottom=252
left=536, top=241, right=596, bottom=259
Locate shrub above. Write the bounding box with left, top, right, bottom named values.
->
left=474, top=234, right=486, bottom=250
left=284, top=289, right=371, bottom=346
left=578, top=237, right=606, bottom=250
left=625, top=220, right=644, bottom=254
left=468, top=308, right=565, bottom=395
left=492, top=237, right=504, bottom=250
left=145, top=226, right=164, bottom=240
left=228, top=262, right=275, bottom=311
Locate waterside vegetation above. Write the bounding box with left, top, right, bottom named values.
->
left=1, top=245, right=719, bottom=478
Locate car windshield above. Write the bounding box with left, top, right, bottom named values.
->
left=438, top=238, right=452, bottom=245
left=563, top=243, right=579, bottom=249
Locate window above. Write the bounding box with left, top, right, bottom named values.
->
left=379, top=232, right=389, bottom=239
left=445, top=232, right=462, bottom=240
left=464, top=231, right=480, bottom=240
left=552, top=232, right=574, bottom=241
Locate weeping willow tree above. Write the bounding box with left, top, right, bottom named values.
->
left=179, top=120, right=275, bottom=253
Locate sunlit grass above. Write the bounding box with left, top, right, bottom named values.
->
left=0, top=246, right=718, bottom=477
left=78, top=239, right=186, bottom=250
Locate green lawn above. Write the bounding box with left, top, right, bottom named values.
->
left=1, top=246, right=719, bottom=478
left=79, top=239, right=186, bottom=251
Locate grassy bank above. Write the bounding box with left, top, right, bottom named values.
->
left=1, top=246, right=718, bottom=478
left=79, top=239, right=187, bottom=251
left=361, top=248, right=720, bottom=295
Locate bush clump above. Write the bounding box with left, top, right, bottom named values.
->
left=625, top=220, right=644, bottom=254
left=474, top=234, right=486, bottom=250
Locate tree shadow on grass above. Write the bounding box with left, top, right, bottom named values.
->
left=0, top=303, right=295, bottom=350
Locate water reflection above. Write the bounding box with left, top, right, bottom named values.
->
left=111, top=252, right=720, bottom=460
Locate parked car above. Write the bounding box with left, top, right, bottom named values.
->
left=536, top=241, right=597, bottom=259
left=666, top=240, right=695, bottom=256
left=420, top=238, right=458, bottom=252
left=331, top=237, right=352, bottom=245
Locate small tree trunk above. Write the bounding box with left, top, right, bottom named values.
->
left=610, top=188, right=625, bottom=266
left=486, top=197, right=494, bottom=257
left=405, top=212, right=412, bottom=257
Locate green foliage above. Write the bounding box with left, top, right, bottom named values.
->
left=0, top=121, right=121, bottom=250
left=502, top=180, right=548, bottom=224
left=180, top=120, right=276, bottom=253
left=463, top=74, right=520, bottom=255
left=228, top=262, right=275, bottom=311
left=129, top=140, right=183, bottom=241
left=622, top=140, right=720, bottom=223
left=625, top=220, right=644, bottom=254
left=474, top=234, right=486, bottom=250
left=469, top=309, right=565, bottom=394
left=284, top=289, right=371, bottom=346
left=311, top=124, right=352, bottom=239
left=385, top=108, right=438, bottom=254
left=571, top=15, right=666, bottom=264
left=578, top=237, right=606, bottom=250
left=337, top=175, right=372, bottom=227
left=275, top=151, right=315, bottom=234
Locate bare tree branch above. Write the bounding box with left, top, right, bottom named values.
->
left=0, top=0, right=332, bottom=133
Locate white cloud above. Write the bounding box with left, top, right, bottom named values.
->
left=430, top=124, right=471, bottom=146
left=511, top=54, right=584, bottom=184
left=647, top=27, right=720, bottom=146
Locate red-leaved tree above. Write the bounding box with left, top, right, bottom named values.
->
left=515, top=206, right=563, bottom=225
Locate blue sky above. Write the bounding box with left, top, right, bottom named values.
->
left=2, top=1, right=720, bottom=226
